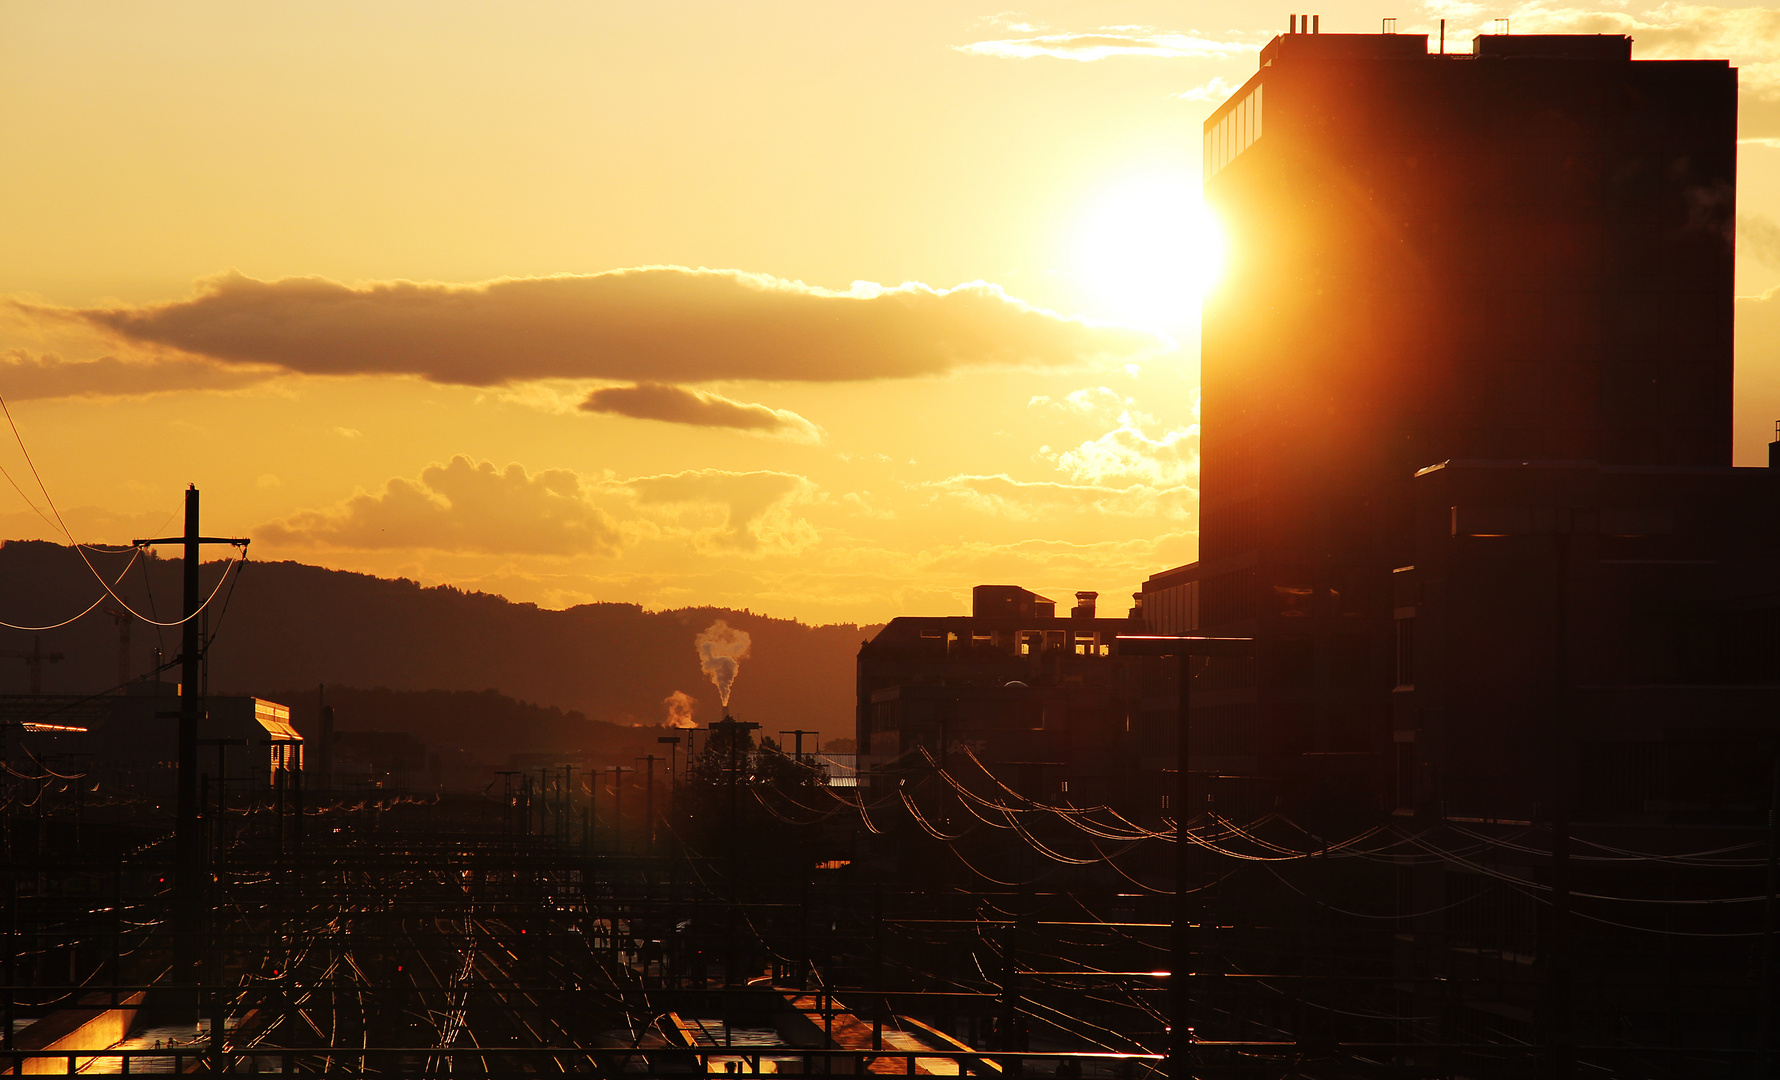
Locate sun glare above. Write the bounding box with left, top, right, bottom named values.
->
left=1072, top=172, right=1224, bottom=332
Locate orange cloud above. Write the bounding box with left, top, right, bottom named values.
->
left=580, top=382, right=822, bottom=441
left=27, top=268, right=1157, bottom=387
left=957, top=28, right=1255, bottom=61
left=259, top=456, right=621, bottom=555
left=624, top=468, right=817, bottom=554
left=0, top=349, right=275, bottom=399
left=926, top=474, right=1195, bottom=521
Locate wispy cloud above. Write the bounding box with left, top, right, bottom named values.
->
left=0, top=349, right=276, bottom=400
left=1030, top=389, right=1199, bottom=488
left=255, top=458, right=824, bottom=561
left=1043, top=417, right=1197, bottom=488
left=1175, top=75, right=1241, bottom=102
left=579, top=383, right=823, bottom=441
left=623, top=469, right=818, bottom=555
left=926, top=473, right=1194, bottom=521
left=1742, top=213, right=1780, bottom=270
left=956, top=28, right=1256, bottom=62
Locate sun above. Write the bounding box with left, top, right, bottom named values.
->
left=1071, top=170, right=1225, bottom=332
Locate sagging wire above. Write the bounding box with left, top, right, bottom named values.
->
left=1449, top=821, right=1769, bottom=867
left=949, top=746, right=1174, bottom=840
left=0, top=545, right=143, bottom=631
left=941, top=833, right=1067, bottom=889
left=1260, top=863, right=1483, bottom=922
left=749, top=784, right=842, bottom=826
left=899, top=783, right=976, bottom=842
left=0, top=391, right=248, bottom=627
left=1080, top=833, right=1175, bottom=895
left=1398, top=827, right=1771, bottom=906
left=965, top=926, right=1147, bottom=1055
left=957, top=745, right=1174, bottom=839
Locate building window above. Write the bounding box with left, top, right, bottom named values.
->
left=1204, top=81, right=1263, bottom=180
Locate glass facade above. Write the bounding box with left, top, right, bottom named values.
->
left=1203, top=82, right=1262, bottom=180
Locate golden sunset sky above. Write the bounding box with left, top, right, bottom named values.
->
left=3, top=1, right=1779, bottom=625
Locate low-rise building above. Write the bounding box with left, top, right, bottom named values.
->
left=856, top=585, right=1169, bottom=813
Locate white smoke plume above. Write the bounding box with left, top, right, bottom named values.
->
left=662, top=690, right=697, bottom=728
left=696, top=620, right=752, bottom=708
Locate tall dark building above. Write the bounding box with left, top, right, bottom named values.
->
left=1141, top=30, right=1745, bottom=817
left=1126, top=29, right=1780, bottom=1063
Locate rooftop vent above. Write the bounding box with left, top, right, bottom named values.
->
left=1473, top=34, right=1631, bottom=61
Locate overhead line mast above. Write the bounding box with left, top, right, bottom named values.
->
left=133, top=484, right=251, bottom=977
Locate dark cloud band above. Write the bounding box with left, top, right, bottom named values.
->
left=580, top=382, right=820, bottom=439
left=29, top=267, right=1158, bottom=387
left=0, top=349, right=274, bottom=400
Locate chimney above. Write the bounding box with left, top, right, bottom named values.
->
left=1071, top=591, right=1099, bottom=620
left=1771, top=420, right=1780, bottom=469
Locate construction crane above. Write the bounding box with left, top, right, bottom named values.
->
left=0, top=636, right=64, bottom=695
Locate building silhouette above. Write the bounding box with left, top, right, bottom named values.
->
left=1123, top=26, right=1780, bottom=1063
left=855, top=585, right=1164, bottom=811
left=1141, top=29, right=1761, bottom=822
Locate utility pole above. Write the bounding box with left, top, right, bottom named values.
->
left=104, top=608, right=131, bottom=688
left=1118, top=633, right=1253, bottom=1080
left=657, top=735, right=682, bottom=829
left=538, top=767, right=551, bottom=835
left=711, top=714, right=759, bottom=985
left=494, top=771, right=522, bottom=835
left=1548, top=528, right=1574, bottom=1080
left=779, top=729, right=819, bottom=765
left=1763, top=755, right=1780, bottom=1069
left=636, top=755, right=663, bottom=852
left=610, top=766, right=635, bottom=853
left=133, top=485, right=249, bottom=979
left=562, top=765, right=575, bottom=842
left=198, top=737, right=247, bottom=860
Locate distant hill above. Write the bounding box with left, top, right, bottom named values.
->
left=0, top=541, right=875, bottom=747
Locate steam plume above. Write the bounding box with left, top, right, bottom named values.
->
left=662, top=690, right=697, bottom=728
left=696, top=620, right=752, bottom=708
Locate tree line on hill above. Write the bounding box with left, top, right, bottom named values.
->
left=0, top=541, right=878, bottom=759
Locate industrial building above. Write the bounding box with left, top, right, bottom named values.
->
left=855, top=585, right=1171, bottom=811
left=3, top=682, right=300, bottom=797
